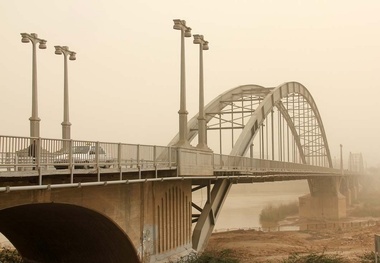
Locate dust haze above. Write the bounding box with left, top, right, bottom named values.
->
left=1, top=1, right=379, bottom=168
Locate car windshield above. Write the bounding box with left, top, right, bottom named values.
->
left=72, top=146, right=90, bottom=154
left=71, top=146, right=106, bottom=154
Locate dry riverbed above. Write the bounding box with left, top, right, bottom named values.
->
left=206, top=221, right=379, bottom=262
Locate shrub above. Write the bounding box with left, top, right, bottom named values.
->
left=357, top=251, right=380, bottom=263
left=259, top=202, right=299, bottom=223
left=171, top=249, right=240, bottom=263
left=0, top=247, right=23, bottom=263
left=280, top=251, right=348, bottom=263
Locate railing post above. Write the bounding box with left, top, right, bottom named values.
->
left=69, top=139, right=73, bottom=183
left=176, top=147, right=180, bottom=177
left=168, top=146, right=172, bottom=168
left=154, top=145, right=157, bottom=178
left=96, top=142, right=100, bottom=181
left=6, top=153, right=10, bottom=172
left=15, top=153, right=19, bottom=171
left=137, top=144, right=141, bottom=179
left=118, top=143, right=122, bottom=180
left=36, top=137, right=42, bottom=185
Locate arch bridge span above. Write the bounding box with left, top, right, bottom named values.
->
left=171, top=81, right=332, bottom=168
left=0, top=82, right=362, bottom=262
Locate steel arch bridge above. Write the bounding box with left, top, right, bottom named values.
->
left=170, top=81, right=332, bottom=167
left=0, top=82, right=363, bottom=262
left=170, top=81, right=341, bottom=251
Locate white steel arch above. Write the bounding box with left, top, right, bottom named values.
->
left=169, top=82, right=332, bottom=168
left=168, top=84, right=270, bottom=146
left=231, top=82, right=332, bottom=167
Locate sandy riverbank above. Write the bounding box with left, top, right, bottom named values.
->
left=206, top=221, right=379, bottom=262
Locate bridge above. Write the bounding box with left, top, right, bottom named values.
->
left=0, top=82, right=364, bottom=263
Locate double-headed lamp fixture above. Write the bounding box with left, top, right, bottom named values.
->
left=54, top=46, right=76, bottom=60
left=193, top=34, right=209, bottom=50
left=173, top=19, right=192, bottom=37
left=21, top=33, right=47, bottom=49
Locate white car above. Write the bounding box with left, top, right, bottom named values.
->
left=54, top=145, right=113, bottom=169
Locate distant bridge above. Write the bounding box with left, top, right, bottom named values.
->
left=0, top=82, right=364, bottom=263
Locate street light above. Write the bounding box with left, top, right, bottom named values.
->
left=193, top=34, right=210, bottom=150
left=20, top=33, right=47, bottom=138
left=340, top=144, right=344, bottom=175
left=54, top=46, right=76, bottom=141
left=173, top=19, right=192, bottom=147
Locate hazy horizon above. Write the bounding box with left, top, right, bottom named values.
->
left=1, top=1, right=379, bottom=167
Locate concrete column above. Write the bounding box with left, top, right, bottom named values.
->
left=340, top=178, right=352, bottom=207
left=299, top=177, right=346, bottom=220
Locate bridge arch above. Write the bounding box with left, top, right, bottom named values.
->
left=0, top=203, right=140, bottom=263
left=172, top=82, right=336, bottom=251
left=171, top=81, right=332, bottom=167
left=230, top=82, right=332, bottom=167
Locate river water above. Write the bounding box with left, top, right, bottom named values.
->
left=193, top=179, right=310, bottom=231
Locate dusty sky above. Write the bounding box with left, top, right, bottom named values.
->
left=1, top=0, right=379, bottom=167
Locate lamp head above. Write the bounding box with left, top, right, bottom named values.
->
left=203, top=41, right=209, bottom=50
left=69, top=52, right=76, bottom=61
left=38, top=40, right=47, bottom=49
left=21, top=33, right=30, bottom=43
left=173, top=19, right=182, bottom=30
left=184, top=28, right=192, bottom=37
left=193, top=34, right=202, bottom=44
left=54, top=46, right=63, bottom=55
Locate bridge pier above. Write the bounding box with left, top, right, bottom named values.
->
left=299, top=177, right=346, bottom=220
left=0, top=180, right=194, bottom=263
left=339, top=177, right=359, bottom=206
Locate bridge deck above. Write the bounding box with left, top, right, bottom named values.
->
left=0, top=135, right=354, bottom=192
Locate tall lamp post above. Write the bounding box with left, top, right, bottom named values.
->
left=193, top=34, right=209, bottom=150
left=173, top=19, right=192, bottom=147
left=20, top=33, right=47, bottom=138
left=54, top=46, right=76, bottom=141
left=340, top=144, right=343, bottom=175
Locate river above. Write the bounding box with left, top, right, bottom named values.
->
left=193, top=179, right=309, bottom=231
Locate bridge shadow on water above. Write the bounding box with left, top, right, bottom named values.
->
left=0, top=203, right=140, bottom=263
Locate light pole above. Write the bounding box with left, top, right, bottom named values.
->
left=193, top=34, right=209, bottom=150
left=21, top=33, right=47, bottom=138
left=54, top=46, right=76, bottom=141
left=340, top=144, right=343, bottom=175
left=173, top=19, right=192, bottom=147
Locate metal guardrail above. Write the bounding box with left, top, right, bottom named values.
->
left=213, top=153, right=343, bottom=175
left=0, top=135, right=347, bottom=174
left=0, top=135, right=177, bottom=173
left=0, top=135, right=352, bottom=192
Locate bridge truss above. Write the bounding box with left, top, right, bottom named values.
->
left=186, top=82, right=335, bottom=250
left=0, top=81, right=350, bottom=258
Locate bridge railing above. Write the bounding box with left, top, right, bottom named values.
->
left=0, top=135, right=342, bottom=176
left=213, top=153, right=337, bottom=174
left=0, top=135, right=177, bottom=172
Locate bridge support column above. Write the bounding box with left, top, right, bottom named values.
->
left=339, top=177, right=359, bottom=206
left=299, top=177, right=346, bottom=220
left=349, top=177, right=359, bottom=202
left=340, top=178, right=352, bottom=206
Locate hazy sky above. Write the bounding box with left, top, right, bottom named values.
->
left=1, top=0, right=379, bottom=167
